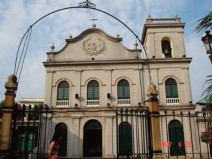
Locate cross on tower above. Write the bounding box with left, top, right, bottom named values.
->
left=90, top=17, right=98, bottom=28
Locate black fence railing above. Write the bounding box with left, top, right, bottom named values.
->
left=160, top=110, right=212, bottom=159
left=116, top=108, right=152, bottom=159
left=0, top=104, right=53, bottom=159
left=0, top=105, right=211, bottom=159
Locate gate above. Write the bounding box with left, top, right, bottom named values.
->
left=116, top=108, right=152, bottom=159
left=0, top=104, right=53, bottom=159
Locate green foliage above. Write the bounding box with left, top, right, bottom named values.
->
left=202, top=75, right=212, bottom=104
left=195, top=11, right=212, bottom=105
left=28, top=105, right=43, bottom=120
left=195, top=11, right=212, bottom=33
left=0, top=100, right=5, bottom=117
left=200, top=128, right=212, bottom=144
left=0, top=100, right=5, bottom=107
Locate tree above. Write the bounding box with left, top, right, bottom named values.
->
left=195, top=11, right=212, bottom=33
left=196, top=12, right=212, bottom=145
left=202, top=75, right=212, bottom=104
left=195, top=11, right=212, bottom=104
left=0, top=100, right=5, bottom=118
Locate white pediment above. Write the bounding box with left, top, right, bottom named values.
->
left=46, top=28, right=141, bottom=62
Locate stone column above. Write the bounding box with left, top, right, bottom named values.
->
left=0, top=74, right=18, bottom=150
left=146, top=84, right=164, bottom=159
left=105, top=117, right=114, bottom=157
left=71, top=117, right=81, bottom=157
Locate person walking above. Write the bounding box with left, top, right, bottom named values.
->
left=48, top=132, right=62, bottom=159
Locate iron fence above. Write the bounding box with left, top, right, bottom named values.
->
left=116, top=108, right=152, bottom=159
left=0, top=105, right=211, bottom=159
left=0, top=104, right=53, bottom=159
left=160, top=110, right=212, bottom=159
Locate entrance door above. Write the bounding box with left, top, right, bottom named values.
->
left=55, top=123, right=67, bottom=156
left=119, top=122, right=132, bottom=156
left=169, top=120, right=185, bottom=156
left=83, top=120, right=102, bottom=157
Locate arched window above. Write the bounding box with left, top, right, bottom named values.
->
left=57, top=81, right=69, bottom=100
left=169, top=120, right=185, bottom=156
left=87, top=80, right=99, bottom=100
left=161, top=38, right=172, bottom=58
left=118, top=79, right=130, bottom=99
left=165, top=78, right=178, bottom=98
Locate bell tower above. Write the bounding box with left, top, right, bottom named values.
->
left=141, top=16, right=192, bottom=106
left=141, top=15, right=186, bottom=59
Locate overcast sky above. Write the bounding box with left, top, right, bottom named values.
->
left=0, top=0, right=211, bottom=103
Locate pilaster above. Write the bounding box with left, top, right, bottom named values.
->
left=0, top=74, right=18, bottom=151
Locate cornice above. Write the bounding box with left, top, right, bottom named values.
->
left=141, top=23, right=185, bottom=44
left=43, top=57, right=192, bottom=67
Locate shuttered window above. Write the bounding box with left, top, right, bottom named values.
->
left=118, top=80, right=130, bottom=99
left=87, top=80, right=99, bottom=100
left=165, top=78, right=178, bottom=98
left=57, top=81, right=69, bottom=100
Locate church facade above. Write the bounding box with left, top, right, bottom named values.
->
left=42, top=16, right=207, bottom=158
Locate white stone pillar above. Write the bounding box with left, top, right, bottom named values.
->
left=105, top=117, right=114, bottom=157
left=70, top=117, right=81, bottom=157
left=75, top=71, right=82, bottom=107
left=105, top=69, right=112, bottom=105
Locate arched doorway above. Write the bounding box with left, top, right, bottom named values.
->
left=55, top=123, right=67, bottom=156
left=119, top=122, right=132, bottom=156
left=83, top=120, right=102, bottom=157
left=169, top=120, right=185, bottom=156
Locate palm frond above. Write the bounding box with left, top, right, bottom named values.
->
left=195, top=11, right=212, bottom=33
left=202, top=74, right=212, bottom=104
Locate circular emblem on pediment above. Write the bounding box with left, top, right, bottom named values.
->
left=82, top=38, right=106, bottom=56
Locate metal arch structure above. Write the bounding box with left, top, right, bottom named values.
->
left=14, top=0, right=152, bottom=83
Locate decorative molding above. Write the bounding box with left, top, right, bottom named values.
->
left=46, top=70, right=55, bottom=73
left=78, top=0, right=96, bottom=8
left=82, top=38, right=106, bottom=56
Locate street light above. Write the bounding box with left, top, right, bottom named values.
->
left=202, top=30, right=212, bottom=130
left=202, top=31, right=212, bottom=63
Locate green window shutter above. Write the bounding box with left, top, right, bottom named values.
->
left=165, top=78, right=178, bottom=98
left=124, top=86, right=130, bottom=98
left=57, top=81, right=69, bottom=100
left=93, top=87, right=99, bottom=99
left=87, top=87, right=93, bottom=99
left=118, top=80, right=130, bottom=99
left=118, top=87, right=124, bottom=99
left=87, top=80, right=99, bottom=100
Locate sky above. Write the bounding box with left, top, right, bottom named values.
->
left=0, top=0, right=211, bottom=103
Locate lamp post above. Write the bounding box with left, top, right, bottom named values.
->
left=202, top=31, right=212, bottom=63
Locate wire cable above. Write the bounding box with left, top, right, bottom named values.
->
left=14, top=26, right=32, bottom=75
left=17, top=26, right=32, bottom=83
left=15, top=26, right=31, bottom=77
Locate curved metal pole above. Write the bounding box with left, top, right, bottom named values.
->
left=14, top=5, right=151, bottom=82
left=14, top=6, right=79, bottom=75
